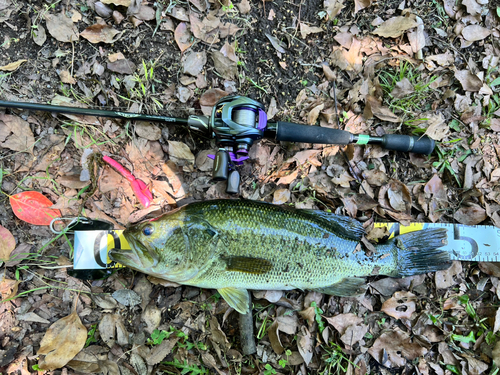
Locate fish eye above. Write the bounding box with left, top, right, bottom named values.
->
left=142, top=225, right=154, bottom=236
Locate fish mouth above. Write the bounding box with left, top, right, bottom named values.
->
left=109, top=234, right=154, bottom=270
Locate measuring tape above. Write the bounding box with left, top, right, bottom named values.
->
left=73, top=223, right=500, bottom=271
left=374, top=222, right=500, bottom=263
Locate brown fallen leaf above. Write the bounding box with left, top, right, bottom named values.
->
left=135, top=121, right=161, bottom=141
left=324, top=0, right=345, bottom=19
left=273, top=189, right=290, bottom=204
left=391, top=78, right=414, bottom=98
left=107, top=59, right=136, bottom=74
left=297, top=326, right=313, bottom=366
left=33, top=25, right=47, bottom=46
left=37, top=311, right=87, bottom=370
left=59, top=70, right=76, bottom=84
left=462, top=25, right=491, bottom=42
left=80, top=24, right=120, bottom=44
left=0, top=276, right=19, bottom=301
left=453, top=203, right=487, bottom=225
left=372, top=15, right=419, bottom=38
left=0, top=226, right=16, bottom=263
left=368, top=327, right=427, bottom=368
left=435, top=261, right=462, bottom=289
left=0, top=59, right=27, bottom=72
left=0, top=113, right=35, bottom=153
left=200, top=88, right=228, bottom=106
left=168, top=141, right=195, bottom=166
left=101, top=0, right=131, bottom=5
left=211, top=51, right=238, bottom=80
left=423, top=113, right=449, bottom=141
left=174, top=22, right=193, bottom=52
left=354, top=0, right=372, bottom=13
left=45, top=12, right=79, bottom=42
left=238, top=0, right=251, bottom=14
left=365, top=95, right=400, bottom=122
left=307, top=104, right=325, bottom=125
left=182, top=51, right=207, bottom=76
left=455, top=70, right=483, bottom=92
left=462, top=0, right=482, bottom=16
left=299, top=23, right=323, bottom=39
left=381, top=291, right=416, bottom=320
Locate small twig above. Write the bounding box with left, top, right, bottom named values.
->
left=238, top=291, right=256, bottom=355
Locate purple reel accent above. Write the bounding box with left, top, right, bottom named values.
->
left=207, top=150, right=249, bottom=165
left=238, top=106, right=267, bottom=130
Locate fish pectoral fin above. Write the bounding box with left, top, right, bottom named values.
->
left=223, top=256, right=273, bottom=275
left=218, top=287, right=250, bottom=314
left=313, top=277, right=366, bottom=297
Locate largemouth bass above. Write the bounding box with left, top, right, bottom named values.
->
left=109, top=199, right=450, bottom=314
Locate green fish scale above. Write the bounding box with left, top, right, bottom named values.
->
left=180, top=200, right=385, bottom=290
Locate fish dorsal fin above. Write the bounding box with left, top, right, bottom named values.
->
left=218, top=287, right=250, bottom=314
left=299, top=210, right=365, bottom=241
left=224, top=256, right=273, bottom=275
left=312, top=277, right=366, bottom=297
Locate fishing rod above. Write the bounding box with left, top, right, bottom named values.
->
left=0, top=96, right=434, bottom=193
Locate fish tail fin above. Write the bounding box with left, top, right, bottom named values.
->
left=388, top=228, right=451, bottom=277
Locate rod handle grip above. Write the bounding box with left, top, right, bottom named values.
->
left=381, top=135, right=435, bottom=155
left=275, top=122, right=353, bottom=145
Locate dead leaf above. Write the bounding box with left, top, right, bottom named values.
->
left=325, top=313, right=362, bottom=334
left=0, top=113, right=35, bottom=153
left=268, top=321, right=284, bottom=354
left=368, top=327, right=427, bottom=368
left=354, top=0, right=372, bottom=13
left=101, top=0, right=131, bottom=5
left=168, top=141, right=195, bottom=166
left=454, top=204, right=487, bottom=225
left=133, top=5, right=155, bottom=21
left=265, top=33, right=286, bottom=54
left=200, top=88, right=228, bottom=106
left=455, top=70, right=483, bottom=92
left=427, top=52, right=454, bottom=66
left=238, top=0, right=251, bottom=14
left=324, top=0, right=345, bottom=19
left=299, top=23, right=324, bottom=39
left=109, top=52, right=125, bottom=62
left=435, top=261, right=462, bottom=289
left=381, top=291, right=416, bottom=320
left=37, top=311, right=87, bottom=370
left=0, top=276, right=19, bottom=301
left=423, top=113, right=449, bottom=141
left=0, top=59, right=27, bottom=72
left=107, top=59, right=136, bottom=74
left=80, top=24, right=120, bottom=44
left=135, top=122, right=161, bottom=141
left=253, top=290, right=283, bottom=303
left=33, top=25, right=47, bottom=46
left=182, top=51, right=207, bottom=76
left=267, top=97, right=279, bottom=120
left=220, top=41, right=238, bottom=63
left=297, top=326, right=313, bottom=366
left=391, top=78, right=414, bottom=98
left=273, top=189, right=290, bottom=204
left=462, top=25, right=491, bottom=42
left=211, top=51, right=238, bottom=80
left=365, top=96, right=400, bottom=123
left=45, top=12, right=79, bottom=42
left=462, top=0, right=482, bottom=16
left=99, top=314, right=129, bottom=348
left=174, top=23, right=193, bottom=52
left=372, top=15, right=419, bottom=38
left=59, top=70, right=76, bottom=84
left=0, top=225, right=15, bottom=263
left=307, top=104, right=325, bottom=125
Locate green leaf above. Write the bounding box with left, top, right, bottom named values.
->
left=452, top=331, right=475, bottom=344
left=490, top=76, right=500, bottom=87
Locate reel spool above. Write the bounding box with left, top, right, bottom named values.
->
left=210, top=96, right=267, bottom=194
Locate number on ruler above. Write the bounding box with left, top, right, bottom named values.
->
left=453, top=225, right=478, bottom=259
